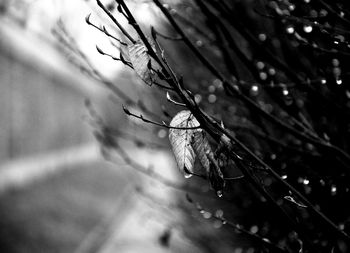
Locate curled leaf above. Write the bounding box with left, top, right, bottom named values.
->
left=128, top=39, right=160, bottom=85
left=169, top=110, right=200, bottom=177
left=85, top=13, right=92, bottom=24
left=96, top=45, right=105, bottom=55
left=192, top=131, right=211, bottom=172
left=192, top=130, right=225, bottom=195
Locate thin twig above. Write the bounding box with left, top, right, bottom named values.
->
left=122, top=105, right=201, bottom=130
left=186, top=195, right=289, bottom=253
left=96, top=0, right=136, bottom=44
left=85, top=13, right=127, bottom=45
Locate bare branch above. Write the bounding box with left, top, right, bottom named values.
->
left=96, top=0, right=136, bottom=44
left=85, top=13, right=127, bottom=45
left=122, top=105, right=202, bottom=130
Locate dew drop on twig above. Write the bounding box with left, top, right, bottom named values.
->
left=303, top=178, right=310, bottom=185
left=331, top=185, right=337, bottom=195
left=208, top=94, right=217, bottom=103
left=258, top=33, right=267, bottom=41
left=184, top=173, right=192, bottom=179
left=286, top=26, right=295, bottom=34
left=303, top=25, right=313, bottom=33
left=216, top=190, right=223, bottom=198
left=215, top=209, right=224, bottom=218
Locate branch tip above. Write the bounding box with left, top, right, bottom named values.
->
left=122, top=105, right=131, bottom=115
left=85, top=13, right=91, bottom=24
left=96, top=45, right=104, bottom=55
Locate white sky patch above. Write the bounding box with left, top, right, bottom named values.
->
left=18, top=0, right=162, bottom=78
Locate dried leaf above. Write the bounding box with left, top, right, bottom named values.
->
left=192, top=131, right=225, bottom=196
left=119, top=44, right=131, bottom=63
left=192, top=131, right=211, bottom=172
left=169, top=110, right=200, bottom=177
left=128, top=39, right=160, bottom=85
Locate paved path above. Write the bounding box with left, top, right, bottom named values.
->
left=0, top=146, right=201, bottom=253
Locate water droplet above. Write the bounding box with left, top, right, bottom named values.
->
left=196, top=40, right=203, bottom=47
left=306, top=143, right=314, bottom=151
left=281, top=174, right=288, bottom=179
left=250, top=225, right=259, bottom=233
left=286, top=26, right=295, bottom=34
left=250, top=85, right=259, bottom=96
left=258, top=33, right=267, bottom=41
left=259, top=72, right=267, bottom=80
left=303, top=25, right=313, bottom=33
left=203, top=211, right=212, bottom=219
left=208, top=94, right=217, bottom=103
left=332, top=58, right=340, bottom=67
left=208, top=85, right=216, bottom=93
left=158, top=129, right=167, bottom=138
left=282, top=89, right=289, bottom=96
left=215, top=209, right=224, bottom=218
left=184, top=173, right=192, bottom=179
left=213, top=79, right=222, bottom=87
left=194, top=94, right=202, bottom=103
left=331, top=185, right=337, bottom=195
left=333, top=67, right=341, bottom=76
left=303, top=178, right=310, bottom=185
left=288, top=4, right=295, bottom=11
left=319, top=9, right=327, bottom=17
left=321, top=78, right=327, bottom=84
left=310, top=9, right=318, bottom=18
left=262, top=238, right=271, bottom=243
left=268, top=68, right=276, bottom=75
left=216, top=190, right=223, bottom=197
left=256, top=61, right=265, bottom=70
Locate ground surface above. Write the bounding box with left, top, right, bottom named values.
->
left=0, top=148, right=201, bottom=253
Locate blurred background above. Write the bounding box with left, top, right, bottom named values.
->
left=0, top=0, right=198, bottom=252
